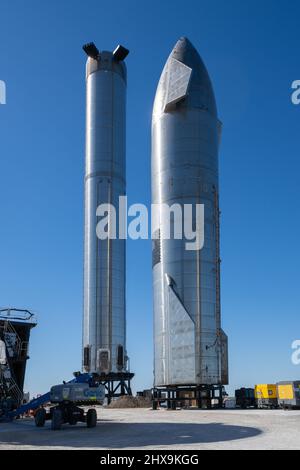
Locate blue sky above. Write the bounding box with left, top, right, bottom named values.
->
left=0, top=0, right=299, bottom=396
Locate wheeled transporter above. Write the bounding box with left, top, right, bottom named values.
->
left=34, top=382, right=105, bottom=430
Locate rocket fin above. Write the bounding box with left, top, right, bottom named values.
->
left=164, top=58, right=192, bottom=112
left=166, top=277, right=196, bottom=384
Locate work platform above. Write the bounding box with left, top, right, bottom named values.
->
left=0, top=308, right=37, bottom=411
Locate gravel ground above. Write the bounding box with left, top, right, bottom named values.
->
left=0, top=408, right=299, bottom=450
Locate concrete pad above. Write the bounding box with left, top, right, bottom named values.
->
left=0, top=408, right=299, bottom=450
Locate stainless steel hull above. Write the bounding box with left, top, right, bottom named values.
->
left=151, top=37, right=228, bottom=387
left=83, top=49, right=127, bottom=374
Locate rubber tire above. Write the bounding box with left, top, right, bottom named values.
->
left=68, top=416, right=78, bottom=425
left=68, top=411, right=78, bottom=425
left=35, top=408, right=46, bottom=427
left=51, top=409, right=62, bottom=430
left=86, top=408, right=97, bottom=428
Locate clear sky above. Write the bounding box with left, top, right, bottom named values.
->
left=0, top=0, right=299, bottom=396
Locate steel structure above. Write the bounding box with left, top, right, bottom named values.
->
left=0, top=308, right=36, bottom=410
left=82, top=42, right=133, bottom=398
left=151, top=37, right=228, bottom=391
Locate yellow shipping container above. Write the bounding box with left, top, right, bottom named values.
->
left=277, top=384, right=294, bottom=400
left=254, top=384, right=277, bottom=399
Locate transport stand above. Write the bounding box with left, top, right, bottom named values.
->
left=152, top=384, right=224, bottom=410
left=96, top=372, right=134, bottom=404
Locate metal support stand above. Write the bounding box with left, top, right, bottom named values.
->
left=152, top=384, right=224, bottom=410
left=96, top=372, right=134, bottom=404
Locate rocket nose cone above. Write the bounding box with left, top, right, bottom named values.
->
left=170, top=37, right=208, bottom=76
left=173, top=37, right=217, bottom=113
left=153, top=37, right=217, bottom=120
left=171, top=36, right=199, bottom=65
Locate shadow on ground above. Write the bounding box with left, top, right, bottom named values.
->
left=0, top=420, right=262, bottom=448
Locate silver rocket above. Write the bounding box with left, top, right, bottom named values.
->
left=82, top=43, right=129, bottom=374
left=152, top=37, right=228, bottom=387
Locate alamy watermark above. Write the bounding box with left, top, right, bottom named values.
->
left=0, top=80, right=6, bottom=104
left=291, top=80, right=300, bottom=105
left=95, top=196, right=205, bottom=251
left=291, top=340, right=300, bottom=365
